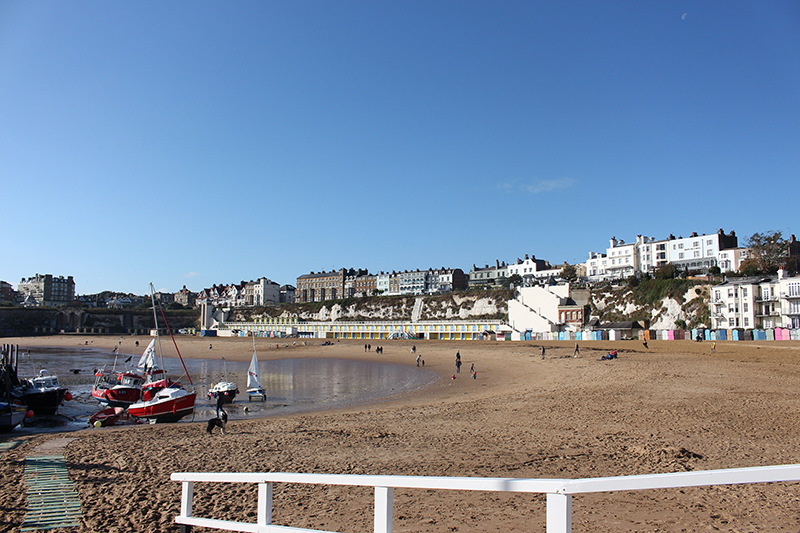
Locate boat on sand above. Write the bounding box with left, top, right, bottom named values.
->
left=127, top=284, right=196, bottom=424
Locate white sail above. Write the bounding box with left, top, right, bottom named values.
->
left=247, top=350, right=262, bottom=389
left=137, top=339, right=156, bottom=370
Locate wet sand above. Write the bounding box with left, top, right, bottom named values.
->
left=2, top=334, right=800, bottom=532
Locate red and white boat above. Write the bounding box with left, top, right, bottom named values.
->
left=127, top=284, right=196, bottom=424
left=91, top=368, right=144, bottom=407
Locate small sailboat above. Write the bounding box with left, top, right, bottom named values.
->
left=127, top=284, right=197, bottom=423
left=246, top=336, right=266, bottom=402
left=207, top=356, right=239, bottom=404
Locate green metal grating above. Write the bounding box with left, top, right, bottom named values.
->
left=22, top=454, right=82, bottom=531
left=0, top=439, right=24, bottom=452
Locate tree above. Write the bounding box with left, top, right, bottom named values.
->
left=738, top=258, right=762, bottom=277
left=502, top=274, right=523, bottom=288
left=746, top=230, right=788, bottom=274
left=654, top=263, right=678, bottom=280
left=560, top=264, right=578, bottom=281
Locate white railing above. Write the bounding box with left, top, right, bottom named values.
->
left=171, top=465, right=800, bottom=533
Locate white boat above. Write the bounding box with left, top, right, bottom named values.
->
left=207, top=356, right=238, bottom=403
left=127, top=284, right=196, bottom=423
left=246, top=338, right=266, bottom=402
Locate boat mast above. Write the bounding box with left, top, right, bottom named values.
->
left=149, top=283, right=166, bottom=372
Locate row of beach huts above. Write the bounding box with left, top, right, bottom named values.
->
left=522, top=328, right=800, bottom=342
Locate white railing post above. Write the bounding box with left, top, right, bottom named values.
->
left=180, top=481, right=194, bottom=518
left=374, top=486, right=393, bottom=533
left=257, top=481, right=273, bottom=526
left=546, top=492, right=571, bottom=533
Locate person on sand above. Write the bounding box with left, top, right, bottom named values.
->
left=711, top=342, right=716, bottom=353
left=573, top=343, right=580, bottom=357
left=642, top=339, right=649, bottom=349
left=416, top=354, right=421, bottom=367
left=455, top=358, right=462, bottom=373
left=216, top=391, right=227, bottom=419
left=541, top=346, right=546, bottom=360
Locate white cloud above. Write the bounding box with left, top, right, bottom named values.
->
left=524, top=177, right=577, bottom=193
left=185, top=272, right=201, bottom=278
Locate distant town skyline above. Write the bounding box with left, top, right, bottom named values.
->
left=2, top=2, right=798, bottom=295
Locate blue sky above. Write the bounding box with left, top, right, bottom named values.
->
left=2, top=1, right=798, bottom=295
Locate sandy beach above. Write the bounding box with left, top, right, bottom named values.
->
left=2, top=334, right=800, bottom=532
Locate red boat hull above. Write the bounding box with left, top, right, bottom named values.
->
left=91, top=387, right=141, bottom=407
left=128, top=391, right=196, bottom=423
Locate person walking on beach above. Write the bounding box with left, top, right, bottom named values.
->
left=573, top=343, right=580, bottom=357
left=365, top=344, right=368, bottom=352
left=455, top=358, right=462, bottom=373
left=215, top=392, right=226, bottom=419
left=416, top=353, right=421, bottom=367
left=541, top=346, right=546, bottom=360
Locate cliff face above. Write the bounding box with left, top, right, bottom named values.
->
left=588, top=280, right=711, bottom=330
left=232, top=290, right=514, bottom=323
left=239, top=282, right=711, bottom=329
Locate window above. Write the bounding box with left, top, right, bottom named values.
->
left=728, top=289, right=734, bottom=298
left=789, top=283, right=800, bottom=297
left=694, top=251, right=700, bottom=258
left=743, top=303, right=749, bottom=313
left=763, top=288, right=770, bottom=300
left=742, top=288, right=747, bottom=297
left=707, top=239, right=713, bottom=245
left=715, top=290, right=721, bottom=300
left=679, top=252, right=684, bottom=259
left=693, top=241, right=699, bottom=248
left=744, top=317, right=749, bottom=327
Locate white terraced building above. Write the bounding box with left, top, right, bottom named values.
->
left=710, top=269, right=800, bottom=330
left=586, top=229, right=740, bottom=282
